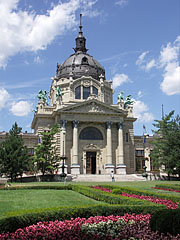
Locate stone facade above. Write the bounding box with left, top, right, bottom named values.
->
left=0, top=18, right=154, bottom=176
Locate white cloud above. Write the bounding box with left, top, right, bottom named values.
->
left=112, top=73, right=130, bottom=89
left=159, top=36, right=180, bottom=95
left=0, top=0, right=97, bottom=68
left=136, top=36, right=180, bottom=95
left=137, top=90, right=143, bottom=99
left=34, top=55, right=44, bottom=64
left=136, top=51, right=149, bottom=66
left=10, top=101, right=32, bottom=116
left=133, top=100, right=154, bottom=123
left=115, top=0, right=128, bottom=7
left=0, top=88, right=10, bottom=110
left=160, top=63, right=180, bottom=95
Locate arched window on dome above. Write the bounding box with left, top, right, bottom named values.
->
left=82, top=56, right=88, bottom=64
left=75, top=86, right=81, bottom=99
left=79, top=127, right=103, bottom=140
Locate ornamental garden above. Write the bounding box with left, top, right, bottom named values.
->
left=0, top=181, right=180, bottom=239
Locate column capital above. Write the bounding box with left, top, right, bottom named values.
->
left=117, top=122, right=123, bottom=130
left=106, top=121, right=112, bottom=129
left=60, top=120, right=67, bottom=130
left=73, top=120, right=79, bottom=128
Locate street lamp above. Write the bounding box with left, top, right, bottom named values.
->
left=60, top=132, right=67, bottom=180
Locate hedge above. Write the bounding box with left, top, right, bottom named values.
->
left=155, top=184, right=180, bottom=191
left=0, top=185, right=72, bottom=191
left=0, top=204, right=166, bottom=234
left=71, top=185, right=160, bottom=206
left=150, top=208, right=180, bottom=235
left=98, top=184, right=180, bottom=203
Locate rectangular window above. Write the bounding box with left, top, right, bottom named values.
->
left=125, top=132, right=129, bottom=142
left=135, top=150, right=145, bottom=171
left=75, top=86, right=81, bottom=99
left=83, top=86, right=90, bottom=99
left=92, top=86, right=98, bottom=95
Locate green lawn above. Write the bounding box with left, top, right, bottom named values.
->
left=0, top=189, right=104, bottom=217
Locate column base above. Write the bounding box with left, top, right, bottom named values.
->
left=105, top=164, right=115, bottom=174
left=116, top=164, right=126, bottom=175
left=71, top=164, right=80, bottom=175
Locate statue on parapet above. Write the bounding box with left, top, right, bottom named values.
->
left=37, top=90, right=48, bottom=105
left=124, top=95, right=134, bottom=109
left=32, top=106, right=38, bottom=114
left=118, top=91, right=124, bottom=101
left=55, top=86, right=62, bottom=101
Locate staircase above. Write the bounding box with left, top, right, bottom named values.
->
left=72, top=174, right=146, bottom=182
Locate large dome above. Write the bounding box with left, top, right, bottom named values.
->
left=57, top=52, right=105, bottom=80
left=56, top=15, right=105, bottom=81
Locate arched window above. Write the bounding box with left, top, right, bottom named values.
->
left=75, top=86, right=81, bottom=99
left=82, top=56, right=88, bottom=64
left=79, top=127, right=103, bottom=140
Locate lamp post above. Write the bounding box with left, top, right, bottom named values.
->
left=60, top=132, right=67, bottom=181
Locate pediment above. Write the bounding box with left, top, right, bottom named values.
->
left=61, top=100, right=125, bottom=115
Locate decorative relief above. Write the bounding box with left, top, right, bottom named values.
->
left=87, top=102, right=105, bottom=113
left=83, top=80, right=90, bottom=87
left=85, top=143, right=98, bottom=150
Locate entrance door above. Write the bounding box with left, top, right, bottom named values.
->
left=86, top=152, right=96, bottom=174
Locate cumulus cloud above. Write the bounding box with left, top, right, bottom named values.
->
left=0, top=88, right=10, bottom=110
left=159, top=37, right=180, bottom=95
left=10, top=101, right=32, bottom=116
left=0, top=0, right=97, bottom=68
left=133, top=100, right=154, bottom=123
left=112, top=73, right=130, bottom=89
left=136, top=36, right=180, bottom=95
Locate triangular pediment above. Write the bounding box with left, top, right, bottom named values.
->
left=59, top=99, right=126, bottom=115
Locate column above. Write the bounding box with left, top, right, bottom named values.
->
left=59, top=120, right=67, bottom=174
left=71, top=120, right=80, bottom=174
left=105, top=121, right=114, bottom=174
left=116, top=122, right=126, bottom=174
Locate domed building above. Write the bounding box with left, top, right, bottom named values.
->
left=31, top=16, right=137, bottom=176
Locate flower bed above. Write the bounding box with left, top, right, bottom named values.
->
left=1, top=214, right=179, bottom=239
left=93, top=186, right=178, bottom=209
left=152, top=187, right=180, bottom=193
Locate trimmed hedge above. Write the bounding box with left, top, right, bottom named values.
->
left=0, top=185, right=72, bottom=190
left=155, top=184, right=180, bottom=191
left=150, top=208, right=180, bottom=235
left=98, top=184, right=180, bottom=203
left=71, top=185, right=160, bottom=206
left=0, top=204, right=166, bottom=234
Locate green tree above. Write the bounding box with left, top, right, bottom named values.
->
left=33, top=125, right=60, bottom=176
left=0, top=122, right=30, bottom=182
left=150, top=111, right=180, bottom=179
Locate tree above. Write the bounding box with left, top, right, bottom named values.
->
left=33, top=125, right=60, bottom=176
left=0, top=122, right=30, bottom=182
left=150, top=111, right=180, bottom=179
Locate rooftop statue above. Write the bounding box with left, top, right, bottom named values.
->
left=32, top=106, right=38, bottom=113
left=118, top=91, right=124, bottom=101
left=55, top=86, right=61, bottom=101
left=37, top=90, right=48, bottom=105
left=124, top=95, right=134, bottom=109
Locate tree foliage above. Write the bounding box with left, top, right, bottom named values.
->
left=33, top=125, right=60, bottom=176
left=0, top=122, right=30, bottom=182
left=150, top=111, right=180, bottom=178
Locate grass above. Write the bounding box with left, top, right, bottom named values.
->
left=0, top=189, right=105, bottom=217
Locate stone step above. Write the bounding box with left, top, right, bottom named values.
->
left=72, top=174, right=146, bottom=182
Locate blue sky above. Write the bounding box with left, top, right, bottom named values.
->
left=0, top=0, right=179, bottom=135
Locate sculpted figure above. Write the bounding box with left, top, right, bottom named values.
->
left=55, top=86, right=61, bottom=101
left=118, top=91, right=124, bottom=101
left=37, top=90, right=48, bottom=105
left=32, top=106, right=38, bottom=113
left=124, top=95, right=134, bottom=109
